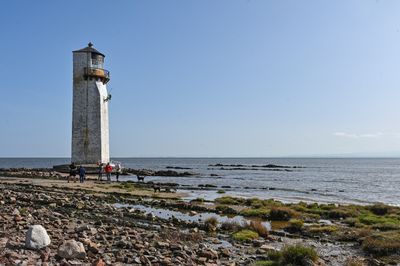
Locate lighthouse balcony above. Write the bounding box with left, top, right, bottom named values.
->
left=84, top=67, right=110, bottom=84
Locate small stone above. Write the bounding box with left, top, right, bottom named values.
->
left=199, top=248, right=218, bottom=260
left=190, top=227, right=199, bottom=233
left=12, top=208, right=20, bottom=216
left=260, top=244, right=279, bottom=252
left=25, top=225, right=51, bottom=250
left=219, top=248, right=230, bottom=257
left=76, top=224, right=90, bottom=233
left=0, top=238, right=8, bottom=249
left=92, top=258, right=105, bottom=266
left=40, top=248, right=51, bottom=262
left=58, top=240, right=86, bottom=259
left=156, top=241, right=169, bottom=248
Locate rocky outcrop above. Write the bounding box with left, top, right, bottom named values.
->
left=123, top=168, right=197, bottom=177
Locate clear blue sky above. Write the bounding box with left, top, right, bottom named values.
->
left=1, top=0, right=400, bottom=157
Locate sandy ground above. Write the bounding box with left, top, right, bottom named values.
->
left=0, top=176, right=186, bottom=199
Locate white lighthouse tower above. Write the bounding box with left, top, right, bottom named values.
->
left=71, top=43, right=110, bottom=164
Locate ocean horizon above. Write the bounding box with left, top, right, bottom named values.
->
left=1, top=157, right=400, bottom=206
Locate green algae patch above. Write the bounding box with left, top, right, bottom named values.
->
left=240, top=208, right=269, bottom=218
left=306, top=225, right=338, bottom=235
left=232, top=229, right=259, bottom=242
left=215, top=196, right=245, bottom=205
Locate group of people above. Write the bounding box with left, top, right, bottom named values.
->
left=97, top=162, right=122, bottom=182
left=68, top=161, right=122, bottom=183
left=68, top=162, right=86, bottom=183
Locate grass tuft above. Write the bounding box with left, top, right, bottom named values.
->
left=232, top=229, right=259, bottom=242
left=269, top=207, right=297, bottom=221
left=280, top=244, right=318, bottom=266
left=248, top=220, right=269, bottom=237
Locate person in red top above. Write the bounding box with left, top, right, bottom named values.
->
left=104, top=163, right=113, bottom=182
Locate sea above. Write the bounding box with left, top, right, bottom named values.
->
left=1, top=158, right=399, bottom=206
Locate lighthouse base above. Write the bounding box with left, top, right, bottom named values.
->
left=53, top=164, right=101, bottom=174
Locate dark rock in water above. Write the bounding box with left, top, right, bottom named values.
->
left=123, top=168, right=197, bottom=177
left=198, top=184, right=217, bottom=188
left=166, top=166, right=192, bottom=170
left=155, top=170, right=195, bottom=177
left=207, top=163, right=305, bottom=169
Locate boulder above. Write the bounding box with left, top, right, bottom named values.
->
left=25, top=225, right=51, bottom=250
left=58, top=240, right=86, bottom=259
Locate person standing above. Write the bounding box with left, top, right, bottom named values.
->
left=68, top=162, right=77, bottom=183
left=78, top=165, right=86, bottom=183
left=97, top=162, right=104, bottom=181
left=105, top=163, right=113, bottom=182
left=115, top=163, right=122, bottom=182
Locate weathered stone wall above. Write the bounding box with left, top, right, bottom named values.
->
left=71, top=51, right=110, bottom=164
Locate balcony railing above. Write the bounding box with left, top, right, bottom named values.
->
left=84, top=67, right=110, bottom=84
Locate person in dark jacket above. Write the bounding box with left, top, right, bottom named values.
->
left=78, top=165, right=86, bottom=183
left=68, top=162, right=77, bottom=183
left=97, top=162, right=104, bottom=181
left=115, top=163, right=122, bottom=182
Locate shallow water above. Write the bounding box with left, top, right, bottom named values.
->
left=115, top=203, right=275, bottom=231
left=1, top=157, right=400, bottom=205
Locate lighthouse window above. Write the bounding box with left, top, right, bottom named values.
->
left=91, top=54, right=104, bottom=68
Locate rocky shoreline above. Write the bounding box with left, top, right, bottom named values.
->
left=0, top=172, right=398, bottom=265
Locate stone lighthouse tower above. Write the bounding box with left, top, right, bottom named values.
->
left=71, top=43, right=110, bottom=164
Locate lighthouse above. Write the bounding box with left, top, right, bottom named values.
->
left=71, top=43, right=110, bottom=164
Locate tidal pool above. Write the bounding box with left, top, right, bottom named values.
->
left=115, top=203, right=288, bottom=231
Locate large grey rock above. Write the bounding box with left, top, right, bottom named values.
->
left=25, top=225, right=51, bottom=250
left=58, top=240, right=86, bottom=259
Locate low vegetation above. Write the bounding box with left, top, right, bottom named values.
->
left=204, top=216, right=218, bottom=231
left=252, top=245, right=318, bottom=266
left=285, top=219, right=304, bottom=233
left=112, top=182, right=136, bottom=192
left=213, top=196, right=400, bottom=263
left=240, top=208, right=269, bottom=218
left=361, top=231, right=400, bottom=256
left=248, top=220, right=269, bottom=237
left=232, top=229, right=259, bottom=242
left=220, top=220, right=243, bottom=232
left=280, top=245, right=318, bottom=265
left=269, top=207, right=297, bottom=221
